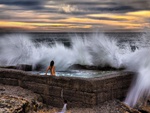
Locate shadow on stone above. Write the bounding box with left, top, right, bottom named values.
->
left=16, top=64, right=32, bottom=71
left=69, top=64, right=125, bottom=71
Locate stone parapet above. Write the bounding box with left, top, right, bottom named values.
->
left=0, top=68, right=134, bottom=108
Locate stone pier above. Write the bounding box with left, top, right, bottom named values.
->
left=0, top=68, right=134, bottom=108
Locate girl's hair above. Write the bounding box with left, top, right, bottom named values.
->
left=50, top=60, right=54, bottom=67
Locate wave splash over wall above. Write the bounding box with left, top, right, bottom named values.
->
left=0, top=33, right=131, bottom=71
left=124, top=32, right=150, bottom=107
left=1, top=32, right=150, bottom=107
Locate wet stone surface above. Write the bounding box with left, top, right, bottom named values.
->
left=1, top=84, right=150, bottom=113
left=0, top=95, right=29, bottom=113
left=0, top=84, right=44, bottom=113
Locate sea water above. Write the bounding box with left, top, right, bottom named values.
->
left=31, top=70, right=115, bottom=78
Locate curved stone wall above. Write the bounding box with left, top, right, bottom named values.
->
left=0, top=68, right=134, bottom=108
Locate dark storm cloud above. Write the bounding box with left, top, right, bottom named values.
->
left=65, top=1, right=117, bottom=6
left=63, top=0, right=150, bottom=13
left=37, top=8, right=59, bottom=13
left=43, top=0, right=150, bottom=15
left=87, top=6, right=136, bottom=12
left=121, top=0, right=150, bottom=10
left=0, top=0, right=44, bottom=10
left=0, top=0, right=40, bottom=6
left=0, top=0, right=150, bottom=15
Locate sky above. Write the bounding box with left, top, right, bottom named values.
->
left=0, top=0, right=150, bottom=32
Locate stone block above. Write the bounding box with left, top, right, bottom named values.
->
left=97, top=91, right=111, bottom=103
left=67, top=101, right=92, bottom=108
left=0, top=78, right=18, bottom=86
left=0, top=68, right=26, bottom=79
left=22, top=75, right=49, bottom=84
left=49, top=86, right=62, bottom=97
left=20, top=81, right=49, bottom=95
left=63, top=90, right=97, bottom=105
left=41, top=95, right=63, bottom=108
left=49, top=76, right=95, bottom=92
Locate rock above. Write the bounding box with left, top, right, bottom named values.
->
left=0, top=95, right=30, bottom=113
left=16, top=64, right=32, bottom=71
left=0, top=94, right=44, bottom=113
left=139, top=106, right=150, bottom=113
left=0, top=66, right=16, bottom=69
left=118, top=101, right=141, bottom=113
left=0, top=87, right=5, bottom=91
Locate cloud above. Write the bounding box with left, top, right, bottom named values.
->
left=0, top=0, right=150, bottom=32
left=87, top=17, right=127, bottom=21
left=58, top=4, right=79, bottom=13
left=55, top=0, right=150, bottom=13
left=85, top=5, right=136, bottom=13
left=0, top=0, right=40, bottom=6
left=0, top=0, right=44, bottom=10
left=118, top=0, right=150, bottom=10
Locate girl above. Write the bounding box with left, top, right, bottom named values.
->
left=45, top=60, right=55, bottom=76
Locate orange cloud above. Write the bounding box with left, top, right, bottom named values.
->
left=88, top=14, right=138, bottom=21
left=127, top=10, right=150, bottom=18
left=61, top=17, right=142, bottom=28
left=0, top=10, right=150, bottom=32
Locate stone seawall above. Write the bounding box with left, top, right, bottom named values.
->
left=0, top=68, right=134, bottom=108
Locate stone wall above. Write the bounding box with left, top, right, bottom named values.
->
left=0, top=68, right=134, bottom=108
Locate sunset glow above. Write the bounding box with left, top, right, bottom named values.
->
left=0, top=0, right=149, bottom=32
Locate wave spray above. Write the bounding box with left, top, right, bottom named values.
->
left=0, top=33, right=128, bottom=71
left=124, top=32, right=150, bottom=107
